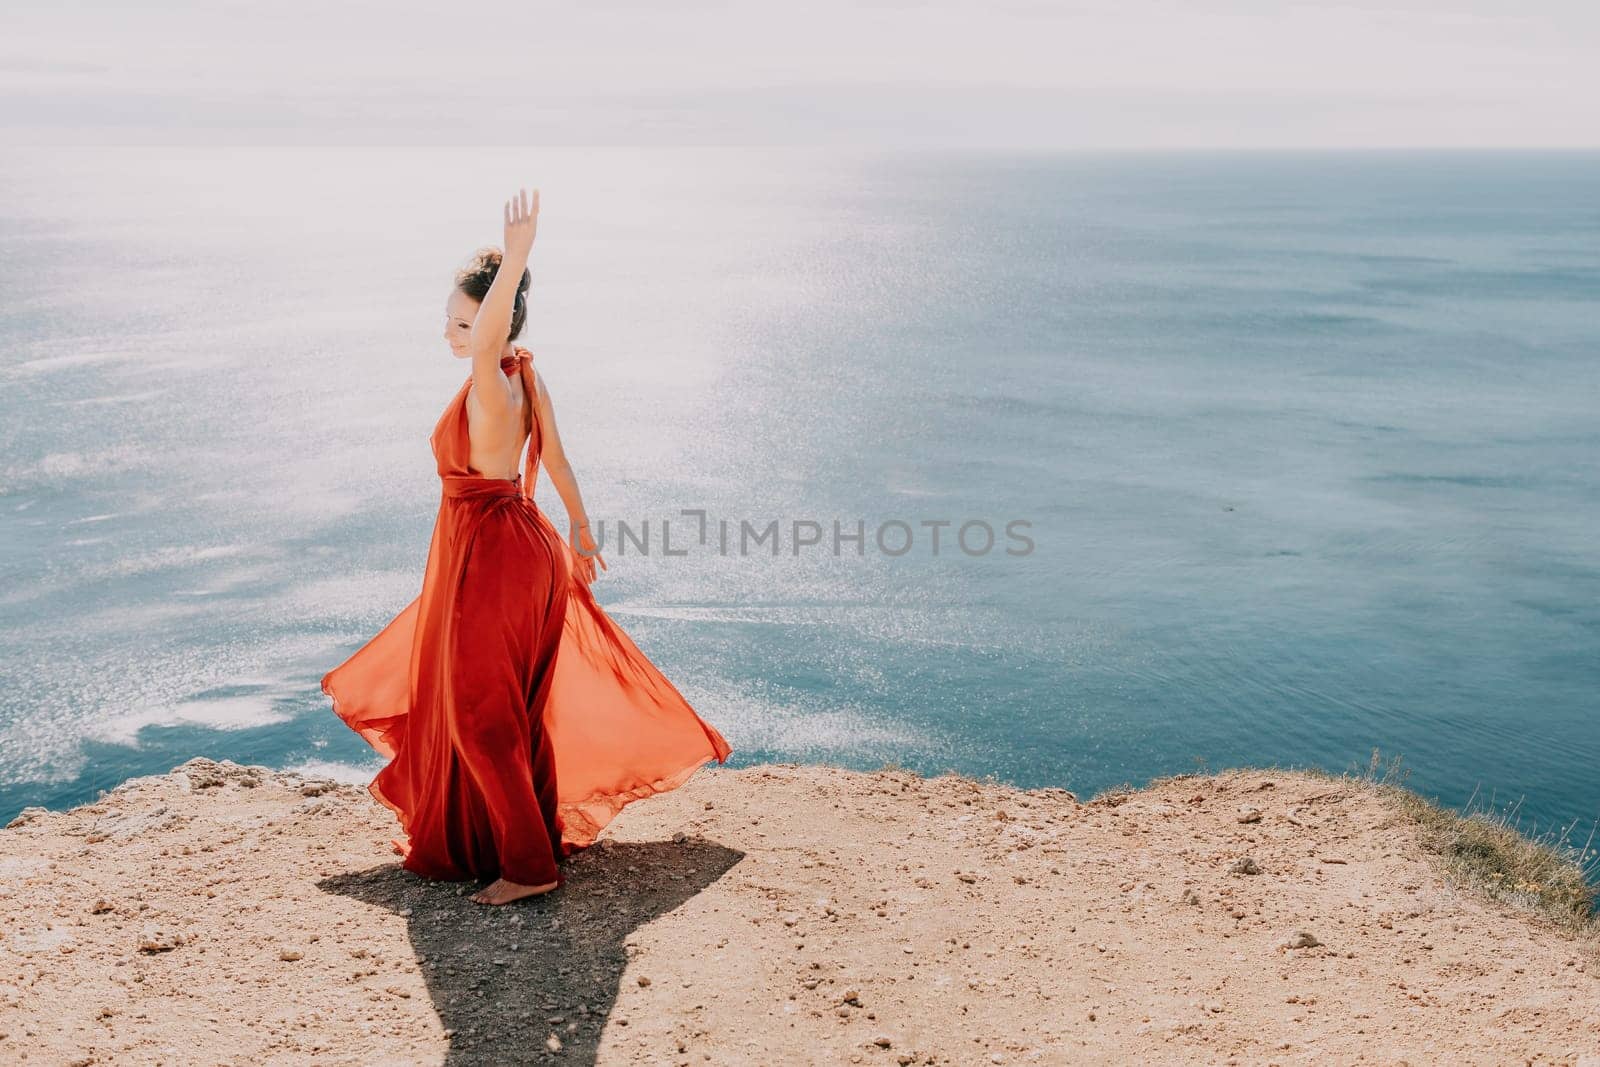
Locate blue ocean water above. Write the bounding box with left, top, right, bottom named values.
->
left=1, top=148, right=1596, bottom=853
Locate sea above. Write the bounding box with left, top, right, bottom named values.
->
left=1, top=147, right=1596, bottom=857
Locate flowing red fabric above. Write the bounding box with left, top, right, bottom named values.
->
left=321, top=346, right=733, bottom=887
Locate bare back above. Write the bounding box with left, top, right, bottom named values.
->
left=464, top=373, right=533, bottom=480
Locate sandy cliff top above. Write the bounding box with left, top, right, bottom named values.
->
left=2, top=758, right=1597, bottom=1065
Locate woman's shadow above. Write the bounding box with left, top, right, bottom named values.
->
left=319, top=836, right=743, bottom=1065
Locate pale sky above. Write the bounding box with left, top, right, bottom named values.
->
left=4, top=0, right=1597, bottom=148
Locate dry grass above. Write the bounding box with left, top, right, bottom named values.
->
left=886, top=750, right=1600, bottom=935
left=1157, top=748, right=1600, bottom=935
left=1338, top=748, right=1599, bottom=934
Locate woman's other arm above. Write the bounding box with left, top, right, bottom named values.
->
left=534, top=366, right=608, bottom=581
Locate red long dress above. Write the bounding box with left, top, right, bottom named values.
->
left=321, top=345, right=733, bottom=888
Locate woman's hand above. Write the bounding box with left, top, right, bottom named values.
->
left=503, top=187, right=540, bottom=262
left=571, top=522, right=608, bottom=585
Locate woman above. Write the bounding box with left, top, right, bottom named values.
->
left=322, top=187, right=733, bottom=906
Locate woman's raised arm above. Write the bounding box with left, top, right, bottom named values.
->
left=466, top=187, right=539, bottom=419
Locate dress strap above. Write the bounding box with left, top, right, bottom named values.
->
left=510, top=347, right=541, bottom=499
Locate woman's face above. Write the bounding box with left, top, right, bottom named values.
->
left=442, top=289, right=480, bottom=359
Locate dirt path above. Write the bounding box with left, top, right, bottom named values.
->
left=2, top=758, right=1597, bottom=1065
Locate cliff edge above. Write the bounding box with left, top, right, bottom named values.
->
left=2, top=758, right=1597, bottom=1065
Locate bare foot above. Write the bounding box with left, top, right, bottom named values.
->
left=469, top=877, right=560, bottom=905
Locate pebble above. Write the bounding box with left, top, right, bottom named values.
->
left=5, top=806, right=49, bottom=828
left=138, top=928, right=184, bottom=953
left=1284, top=930, right=1321, bottom=950
left=1229, top=857, right=1261, bottom=876
left=1237, top=807, right=1262, bottom=824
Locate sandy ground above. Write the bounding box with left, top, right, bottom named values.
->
left=2, top=757, right=1598, bottom=1066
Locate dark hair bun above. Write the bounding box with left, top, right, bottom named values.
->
left=454, top=246, right=532, bottom=342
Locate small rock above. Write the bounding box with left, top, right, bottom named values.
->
left=6, top=806, right=49, bottom=829
left=545, top=1033, right=562, bottom=1052
left=874, top=1035, right=892, bottom=1048
left=138, top=928, right=184, bottom=953
left=1236, top=807, right=1262, bottom=824
left=636, top=975, right=651, bottom=987
left=1228, top=857, right=1261, bottom=876
left=89, top=899, right=114, bottom=915
left=1284, top=930, right=1321, bottom=950
left=279, top=949, right=305, bottom=961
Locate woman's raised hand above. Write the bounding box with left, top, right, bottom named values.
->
left=503, top=187, right=540, bottom=261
